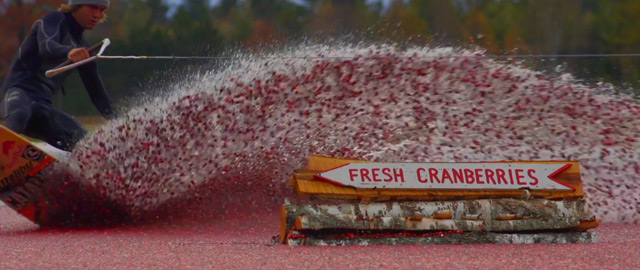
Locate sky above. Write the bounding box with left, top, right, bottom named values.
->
left=163, top=0, right=393, bottom=14
left=164, top=0, right=392, bottom=6
left=0, top=0, right=392, bottom=17
left=162, top=0, right=394, bottom=17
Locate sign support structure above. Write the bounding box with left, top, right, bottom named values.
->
left=280, top=156, right=598, bottom=246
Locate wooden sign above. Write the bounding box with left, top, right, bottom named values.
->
left=315, top=162, right=574, bottom=191
left=282, top=156, right=596, bottom=246
left=292, top=156, right=584, bottom=201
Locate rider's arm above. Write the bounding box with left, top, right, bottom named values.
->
left=78, top=61, right=117, bottom=119
left=37, top=12, right=73, bottom=59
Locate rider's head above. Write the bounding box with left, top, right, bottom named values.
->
left=59, top=0, right=110, bottom=30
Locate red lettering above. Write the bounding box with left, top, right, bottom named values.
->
left=382, top=168, right=393, bottom=182
left=485, top=169, right=496, bottom=184
left=452, top=169, right=464, bottom=184
left=496, top=169, right=507, bottom=184
left=475, top=169, right=485, bottom=184
left=508, top=169, right=515, bottom=184
left=349, top=169, right=358, bottom=182
left=515, top=169, right=526, bottom=185
left=428, top=168, right=440, bottom=183
left=417, top=168, right=427, bottom=183
left=528, top=169, right=539, bottom=185
left=372, top=168, right=382, bottom=182
left=2, top=141, right=15, bottom=155
left=441, top=169, right=453, bottom=183
left=5, top=196, right=23, bottom=209
left=464, top=169, right=475, bottom=184
left=361, top=169, right=372, bottom=182
left=393, top=169, right=405, bottom=182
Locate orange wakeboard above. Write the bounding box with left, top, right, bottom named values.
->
left=0, top=125, right=130, bottom=227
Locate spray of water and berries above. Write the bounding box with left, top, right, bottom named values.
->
left=44, top=44, right=640, bottom=226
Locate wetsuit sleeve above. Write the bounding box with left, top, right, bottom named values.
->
left=37, top=12, right=73, bottom=59
left=78, top=61, right=117, bottom=119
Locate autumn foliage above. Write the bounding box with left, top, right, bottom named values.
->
left=1, top=0, right=640, bottom=114
left=0, top=0, right=65, bottom=76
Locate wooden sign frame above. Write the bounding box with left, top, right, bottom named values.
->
left=292, top=156, right=584, bottom=202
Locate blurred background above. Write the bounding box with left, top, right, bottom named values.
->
left=1, top=0, right=639, bottom=117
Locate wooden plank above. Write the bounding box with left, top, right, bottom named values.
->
left=304, top=156, right=370, bottom=171
left=293, top=156, right=584, bottom=201
left=280, top=204, right=289, bottom=244
left=296, top=216, right=486, bottom=231
left=287, top=231, right=598, bottom=246
left=283, top=199, right=596, bottom=233
left=576, top=220, right=600, bottom=231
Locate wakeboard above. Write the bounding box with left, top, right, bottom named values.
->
left=0, top=125, right=58, bottom=224
left=0, top=125, right=130, bottom=227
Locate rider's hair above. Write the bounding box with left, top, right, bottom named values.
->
left=58, top=4, right=107, bottom=23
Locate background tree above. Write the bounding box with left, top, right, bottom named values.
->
left=381, top=0, right=430, bottom=43
left=0, top=0, right=64, bottom=75
left=594, top=0, right=640, bottom=86
left=2, top=0, right=640, bottom=116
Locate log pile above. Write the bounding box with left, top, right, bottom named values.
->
left=281, top=156, right=599, bottom=246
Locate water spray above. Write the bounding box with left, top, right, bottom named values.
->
left=33, top=39, right=640, bottom=227
left=46, top=38, right=640, bottom=79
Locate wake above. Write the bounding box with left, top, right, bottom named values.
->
left=56, top=44, right=639, bottom=224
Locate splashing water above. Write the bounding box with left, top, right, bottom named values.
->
left=53, top=44, right=639, bottom=225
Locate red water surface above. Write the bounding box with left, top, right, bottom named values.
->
left=1, top=206, right=638, bottom=270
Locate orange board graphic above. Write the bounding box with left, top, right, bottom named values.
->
left=0, top=125, right=57, bottom=223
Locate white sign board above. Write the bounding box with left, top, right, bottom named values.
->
left=314, top=163, right=574, bottom=191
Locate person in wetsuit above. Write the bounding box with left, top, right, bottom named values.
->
left=0, top=0, right=116, bottom=151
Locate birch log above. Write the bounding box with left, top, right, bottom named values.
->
left=282, top=198, right=597, bottom=235
left=287, top=231, right=598, bottom=246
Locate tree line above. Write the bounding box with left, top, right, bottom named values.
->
left=1, top=0, right=639, bottom=115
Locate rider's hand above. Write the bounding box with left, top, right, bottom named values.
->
left=67, top=48, right=90, bottom=63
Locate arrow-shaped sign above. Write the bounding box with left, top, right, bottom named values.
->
left=314, top=162, right=574, bottom=191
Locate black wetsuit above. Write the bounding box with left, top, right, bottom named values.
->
left=0, top=11, right=115, bottom=151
